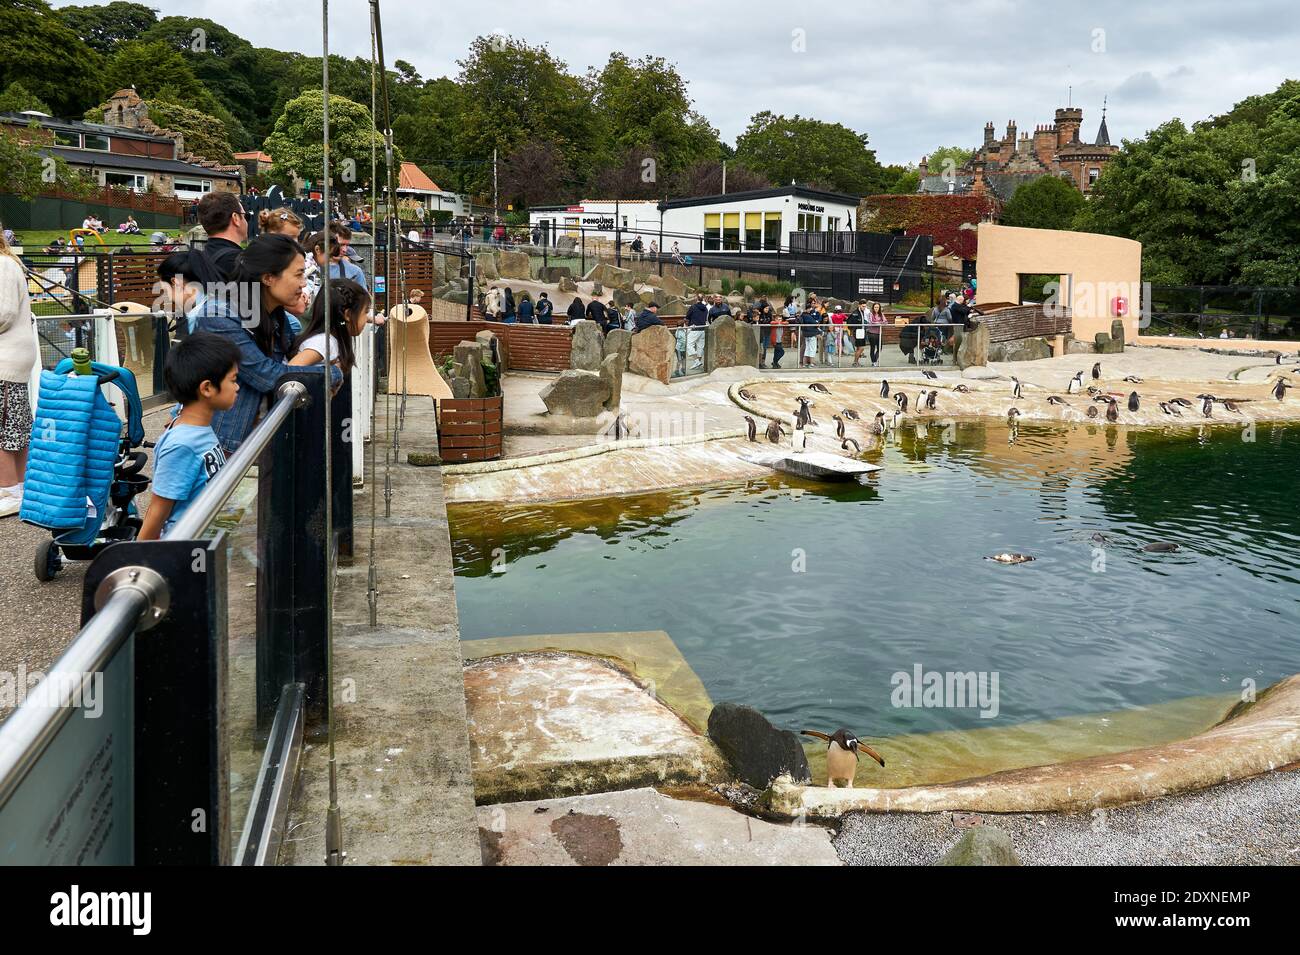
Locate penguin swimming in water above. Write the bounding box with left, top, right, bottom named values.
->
left=834, top=414, right=846, bottom=439
left=1047, top=395, right=1068, bottom=406
left=895, top=392, right=909, bottom=413
left=922, top=370, right=938, bottom=380
left=1086, top=405, right=1099, bottom=419
left=1142, top=542, right=1181, bottom=553
left=986, top=552, right=1035, bottom=564
left=1128, top=391, right=1140, bottom=412
left=744, top=415, right=757, bottom=441
left=800, top=728, right=885, bottom=787
left=925, top=390, right=938, bottom=410
left=1067, top=371, right=1083, bottom=394
left=841, top=437, right=861, bottom=453
left=1202, top=396, right=1214, bottom=417
left=1092, top=362, right=1102, bottom=380
left=1106, top=399, right=1120, bottom=422
left=766, top=420, right=785, bottom=443
left=841, top=408, right=861, bottom=420
left=880, top=380, right=890, bottom=398
left=809, top=382, right=832, bottom=394
left=1274, top=379, right=1290, bottom=401
left=1011, top=377, right=1023, bottom=399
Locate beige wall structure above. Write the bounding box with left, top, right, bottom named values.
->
left=976, top=223, right=1142, bottom=343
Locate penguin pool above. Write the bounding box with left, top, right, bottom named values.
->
left=447, top=420, right=1300, bottom=788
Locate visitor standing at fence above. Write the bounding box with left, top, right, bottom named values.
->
left=799, top=303, right=822, bottom=368
left=262, top=209, right=308, bottom=335
left=830, top=305, right=847, bottom=363
left=535, top=292, right=553, bottom=324
left=198, top=193, right=248, bottom=280
left=503, top=287, right=516, bottom=322
left=566, top=296, right=585, bottom=324
left=0, top=232, right=36, bottom=519
left=517, top=291, right=534, bottom=324
left=290, top=278, right=370, bottom=375
left=685, top=294, right=708, bottom=371
left=867, top=301, right=887, bottom=366
left=769, top=309, right=787, bottom=369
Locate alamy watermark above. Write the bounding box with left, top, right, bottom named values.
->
left=0, top=666, right=104, bottom=718
left=891, top=664, right=1000, bottom=718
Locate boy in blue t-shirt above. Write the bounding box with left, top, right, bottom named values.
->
left=139, top=333, right=241, bottom=540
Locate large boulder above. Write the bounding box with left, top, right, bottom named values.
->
left=936, top=827, right=1021, bottom=866
left=1066, top=336, right=1095, bottom=355
left=497, top=249, right=531, bottom=280
left=988, top=336, right=1052, bottom=362
left=558, top=274, right=578, bottom=293
left=1094, top=332, right=1123, bottom=355
left=443, top=288, right=469, bottom=305
left=539, top=370, right=610, bottom=417
left=734, top=321, right=760, bottom=367
left=430, top=252, right=447, bottom=285
left=555, top=235, right=577, bottom=255
left=706, top=703, right=810, bottom=788
left=540, top=265, right=572, bottom=284
left=604, top=328, right=632, bottom=368
left=705, top=314, right=738, bottom=371
left=475, top=329, right=506, bottom=372
left=453, top=340, right=487, bottom=398
left=474, top=251, right=498, bottom=281
left=955, top=321, right=989, bottom=368
left=628, top=324, right=675, bottom=384
left=569, top=319, right=604, bottom=372
left=613, top=288, right=641, bottom=308
left=600, top=353, right=623, bottom=411
left=1111, top=318, right=1126, bottom=347
left=583, top=262, right=636, bottom=290
left=658, top=272, right=689, bottom=298
left=707, top=278, right=723, bottom=293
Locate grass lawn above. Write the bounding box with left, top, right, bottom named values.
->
left=12, top=227, right=186, bottom=252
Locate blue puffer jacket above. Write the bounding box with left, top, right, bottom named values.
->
left=20, top=370, right=121, bottom=545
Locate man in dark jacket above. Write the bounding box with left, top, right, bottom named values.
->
left=708, top=296, right=732, bottom=321
left=685, top=294, right=709, bottom=327
left=197, top=192, right=247, bottom=279
left=566, top=296, right=586, bottom=324
left=536, top=292, right=554, bottom=324
left=634, top=302, right=664, bottom=332
left=585, top=296, right=607, bottom=326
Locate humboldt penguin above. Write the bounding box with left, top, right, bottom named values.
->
left=809, top=382, right=832, bottom=394
left=1011, top=377, right=1023, bottom=399
left=738, top=388, right=757, bottom=402
left=841, top=408, right=861, bottom=421
left=1202, top=397, right=1214, bottom=417
left=925, top=390, right=938, bottom=410
left=1142, top=541, right=1181, bottom=553
left=800, top=728, right=885, bottom=787
left=766, top=419, right=785, bottom=443
left=953, top=384, right=970, bottom=393
left=922, top=370, right=938, bottom=380
left=1047, top=395, right=1068, bottom=406
left=744, top=415, right=757, bottom=442
left=1067, top=371, right=1083, bottom=394
left=1128, top=391, right=1140, bottom=412
left=1106, top=399, right=1119, bottom=422
left=894, top=392, right=909, bottom=413
left=841, top=437, right=861, bottom=453
left=880, top=380, right=890, bottom=398
left=1086, top=405, right=1100, bottom=419
left=833, top=414, right=846, bottom=439
left=1124, top=375, right=1143, bottom=384
left=1274, top=379, right=1290, bottom=401
left=1092, top=362, right=1102, bottom=380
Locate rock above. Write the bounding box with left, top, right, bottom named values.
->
left=474, top=251, right=498, bottom=281
left=1066, top=336, right=1095, bottom=355
left=734, top=321, right=760, bottom=367
left=955, top=321, right=989, bottom=368
left=1095, top=332, right=1124, bottom=355
left=705, top=314, right=737, bottom=371
left=1111, top=318, right=1126, bottom=347
left=936, top=827, right=1021, bottom=866
left=476, top=329, right=506, bottom=372
left=450, top=376, right=472, bottom=400
left=726, top=294, right=745, bottom=311
left=638, top=289, right=655, bottom=305
left=603, top=328, right=632, bottom=368
left=628, top=324, right=675, bottom=384
left=429, top=252, right=447, bottom=285
left=497, top=249, right=531, bottom=280
left=707, top=279, right=723, bottom=293
left=583, top=262, right=636, bottom=290
left=600, top=353, right=623, bottom=411
left=642, top=273, right=662, bottom=288
left=569, top=319, right=604, bottom=372
left=592, top=282, right=603, bottom=296
left=407, top=450, right=442, bottom=467
left=706, top=703, right=811, bottom=788
left=555, top=235, right=577, bottom=255
left=988, top=336, right=1052, bottom=362
left=743, top=285, right=755, bottom=297
left=443, top=289, right=468, bottom=305
left=613, top=288, right=640, bottom=308
left=558, top=274, right=578, bottom=293
left=539, top=369, right=610, bottom=417
left=658, top=273, right=689, bottom=298
left=540, top=265, right=572, bottom=283
left=453, top=340, right=488, bottom=398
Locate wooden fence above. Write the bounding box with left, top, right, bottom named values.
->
left=437, top=397, right=503, bottom=462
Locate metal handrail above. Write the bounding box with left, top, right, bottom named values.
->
left=167, top=380, right=310, bottom=541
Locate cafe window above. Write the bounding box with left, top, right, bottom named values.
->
left=704, top=213, right=721, bottom=251
left=827, top=216, right=840, bottom=232
left=104, top=172, right=146, bottom=192
left=54, top=130, right=79, bottom=148
left=744, top=212, right=762, bottom=250
left=722, top=212, right=740, bottom=250
left=764, top=212, right=781, bottom=250
left=797, top=212, right=823, bottom=232
left=82, top=134, right=110, bottom=152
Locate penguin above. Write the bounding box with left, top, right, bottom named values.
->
left=766, top=420, right=785, bottom=443
left=1128, top=391, right=1140, bottom=412
left=880, top=380, right=890, bottom=398
left=1274, top=379, right=1290, bottom=401
left=1142, top=542, right=1181, bottom=553
left=800, top=728, right=884, bottom=787
left=1170, top=397, right=1193, bottom=408
left=841, top=437, right=861, bottom=453
left=1202, top=396, right=1214, bottom=417
left=986, top=552, right=1035, bottom=564
left=953, top=384, right=970, bottom=393
left=1196, top=393, right=1217, bottom=402
left=1086, top=386, right=1102, bottom=397
left=890, top=410, right=902, bottom=431
left=1092, top=362, right=1102, bottom=380
left=1086, top=405, right=1099, bottom=419
left=1223, top=400, right=1242, bottom=414
left=1011, top=377, right=1023, bottom=400
left=925, top=390, right=937, bottom=410
left=1276, top=354, right=1283, bottom=365
left=1007, top=407, right=1022, bottom=420
left=744, top=415, right=757, bottom=442
left=809, top=382, right=831, bottom=394
left=1124, top=375, right=1143, bottom=384
left=833, top=414, right=846, bottom=439
left=795, top=396, right=816, bottom=428
left=1047, top=395, right=1068, bottom=406
left=922, top=370, right=938, bottom=380
left=1067, top=371, right=1083, bottom=394
left=1106, top=399, right=1119, bottom=422
left=613, top=412, right=633, bottom=440
left=895, top=392, right=909, bottom=413
left=841, top=408, right=861, bottom=421
left=1159, top=402, right=1181, bottom=417
left=871, top=412, right=885, bottom=435
left=738, top=388, right=757, bottom=402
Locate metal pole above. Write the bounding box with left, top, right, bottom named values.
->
left=367, top=2, right=380, bottom=629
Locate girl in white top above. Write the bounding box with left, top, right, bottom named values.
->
left=0, top=232, right=36, bottom=516
left=290, top=277, right=372, bottom=376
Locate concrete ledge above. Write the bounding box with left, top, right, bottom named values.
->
left=442, top=428, right=745, bottom=475
left=760, top=674, right=1300, bottom=817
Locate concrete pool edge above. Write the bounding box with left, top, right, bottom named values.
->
left=758, top=674, right=1300, bottom=817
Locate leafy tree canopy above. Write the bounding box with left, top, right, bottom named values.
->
left=734, top=111, right=888, bottom=195
left=262, top=89, right=395, bottom=193
left=999, top=174, right=1086, bottom=230
left=0, top=0, right=103, bottom=116
left=58, top=2, right=158, bottom=56
left=0, top=81, right=52, bottom=115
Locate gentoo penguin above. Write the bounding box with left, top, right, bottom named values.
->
left=1128, top=391, right=1140, bottom=412
left=953, top=384, right=970, bottom=393
left=1170, top=397, right=1194, bottom=408
left=871, top=412, right=885, bottom=435
left=1047, top=395, right=1068, bottom=406
left=1142, top=542, right=1181, bottom=553
left=841, top=408, right=861, bottom=420
left=1124, top=375, right=1143, bottom=384
left=1159, top=402, right=1181, bottom=417
left=1105, top=399, right=1119, bottom=422
left=1011, top=377, right=1023, bottom=400
left=1223, top=400, right=1242, bottom=414
left=744, top=415, right=757, bottom=442
left=1274, top=379, right=1290, bottom=401
left=841, top=437, right=861, bottom=453
left=1092, top=362, right=1102, bottom=380
left=1086, top=386, right=1102, bottom=397
left=890, top=410, right=902, bottom=431
left=833, top=414, right=846, bottom=439
left=894, top=392, right=909, bottom=413
left=1202, top=396, right=1214, bottom=417
left=1067, top=371, right=1083, bottom=394
left=766, top=420, right=785, bottom=443
left=1086, top=405, right=1099, bottom=419
left=738, top=388, right=757, bottom=402
left=925, top=390, right=938, bottom=410
left=880, top=380, right=890, bottom=398
left=809, top=382, right=831, bottom=394
left=1007, top=407, right=1022, bottom=420
left=795, top=396, right=815, bottom=428
left=1276, top=354, right=1283, bottom=365
left=922, top=370, right=938, bottom=380
left=800, top=728, right=884, bottom=787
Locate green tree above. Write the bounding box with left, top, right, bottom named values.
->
left=923, top=145, right=974, bottom=176
left=883, top=165, right=921, bottom=194
left=733, top=111, right=888, bottom=195
left=58, top=2, right=158, bottom=56
left=0, top=81, right=51, bottom=115
left=999, top=174, right=1086, bottom=230
left=263, top=89, right=393, bottom=193
left=147, top=98, right=236, bottom=165
left=392, top=77, right=466, bottom=193
left=0, top=123, right=91, bottom=200
left=0, top=0, right=103, bottom=117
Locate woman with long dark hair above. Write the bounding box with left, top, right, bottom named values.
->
left=290, top=278, right=370, bottom=376
left=190, top=233, right=314, bottom=450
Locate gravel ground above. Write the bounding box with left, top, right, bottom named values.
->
left=833, top=767, right=1300, bottom=865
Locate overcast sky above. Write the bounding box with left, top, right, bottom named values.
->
left=56, top=0, right=1298, bottom=165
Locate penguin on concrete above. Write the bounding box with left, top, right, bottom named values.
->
left=1170, top=397, right=1194, bottom=408
left=744, top=415, right=757, bottom=442
left=766, top=420, right=785, bottom=443
left=1067, top=371, right=1083, bottom=394
left=1007, top=407, right=1022, bottom=421
left=841, top=408, right=861, bottom=420
left=1202, top=396, right=1214, bottom=417
left=1159, top=402, right=1181, bottom=417
left=871, top=412, right=886, bottom=436
left=1128, top=391, right=1140, bottom=412
left=925, top=390, right=938, bottom=410
left=801, top=728, right=885, bottom=787
left=894, top=392, right=909, bottom=413
left=922, top=370, right=938, bottom=380
left=1124, top=375, right=1143, bottom=383
left=809, top=382, right=832, bottom=394
left=1011, top=376, right=1023, bottom=399
left=1086, top=405, right=1099, bottom=419
left=1092, top=362, right=1102, bottom=380
left=738, top=388, right=757, bottom=402
left=833, top=414, right=846, bottom=439
left=1274, top=379, right=1290, bottom=401
left=841, top=437, right=861, bottom=453
left=1106, top=399, right=1120, bottom=422
left=880, top=380, right=890, bottom=398
left=1047, top=395, right=1069, bottom=406
left=953, top=384, right=970, bottom=393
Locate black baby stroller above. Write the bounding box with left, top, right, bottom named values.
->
left=920, top=329, right=945, bottom=365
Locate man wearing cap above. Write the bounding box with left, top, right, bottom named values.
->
left=634, top=302, right=664, bottom=332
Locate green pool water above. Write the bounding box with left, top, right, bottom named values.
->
left=449, top=421, right=1300, bottom=783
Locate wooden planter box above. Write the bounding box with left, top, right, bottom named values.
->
left=437, top=396, right=503, bottom=462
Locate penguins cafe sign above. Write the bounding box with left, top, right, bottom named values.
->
left=891, top=664, right=999, bottom=718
